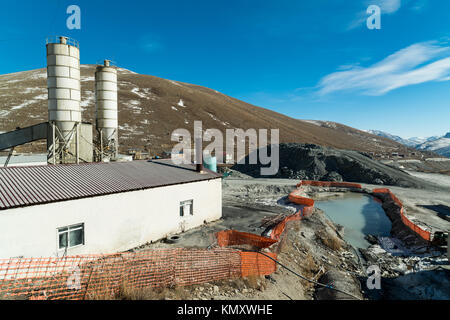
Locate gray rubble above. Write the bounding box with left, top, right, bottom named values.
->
left=230, top=143, right=442, bottom=189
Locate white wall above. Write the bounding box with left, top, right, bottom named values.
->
left=0, top=179, right=222, bottom=259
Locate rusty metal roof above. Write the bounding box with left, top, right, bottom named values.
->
left=0, top=160, right=221, bottom=211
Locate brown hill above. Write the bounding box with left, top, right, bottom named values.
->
left=0, top=65, right=417, bottom=157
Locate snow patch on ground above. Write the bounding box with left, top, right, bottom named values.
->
left=127, top=100, right=142, bottom=113
left=131, top=87, right=152, bottom=99
left=28, top=72, right=47, bottom=80
left=117, top=68, right=137, bottom=74
left=169, top=80, right=182, bottom=87
left=129, top=100, right=141, bottom=106
left=177, top=99, right=186, bottom=107
left=207, top=112, right=229, bottom=126
left=303, top=120, right=323, bottom=126
left=34, top=94, right=47, bottom=100
left=80, top=91, right=95, bottom=109
left=21, top=87, right=46, bottom=94
left=81, top=76, right=95, bottom=82
left=10, top=98, right=43, bottom=110
left=171, top=106, right=178, bottom=111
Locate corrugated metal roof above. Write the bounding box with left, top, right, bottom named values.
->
left=0, top=160, right=221, bottom=211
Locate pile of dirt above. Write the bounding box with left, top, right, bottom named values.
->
left=232, top=143, right=438, bottom=188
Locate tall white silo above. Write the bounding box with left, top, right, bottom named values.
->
left=95, top=60, right=118, bottom=160
left=46, top=36, right=81, bottom=164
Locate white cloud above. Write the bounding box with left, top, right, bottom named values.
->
left=379, top=0, right=401, bottom=13
left=317, top=41, right=450, bottom=96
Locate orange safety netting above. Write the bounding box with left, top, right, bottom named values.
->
left=269, top=188, right=315, bottom=241
left=240, top=252, right=277, bottom=278
left=372, top=188, right=431, bottom=241
left=216, top=230, right=277, bottom=249
left=288, top=189, right=315, bottom=207
left=0, top=248, right=242, bottom=300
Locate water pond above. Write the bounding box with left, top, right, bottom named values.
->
left=315, top=193, right=392, bottom=249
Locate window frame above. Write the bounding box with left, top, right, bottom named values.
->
left=179, top=200, right=194, bottom=217
left=57, top=223, right=85, bottom=251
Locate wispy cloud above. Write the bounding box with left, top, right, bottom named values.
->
left=317, top=41, right=450, bottom=96
left=379, top=0, right=402, bottom=13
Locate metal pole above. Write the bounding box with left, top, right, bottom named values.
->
left=100, top=130, right=103, bottom=162
left=4, top=147, right=15, bottom=168
left=76, top=123, right=80, bottom=164
left=52, top=122, right=56, bottom=165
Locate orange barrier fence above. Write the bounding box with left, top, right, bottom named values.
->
left=216, top=230, right=277, bottom=249
left=269, top=188, right=315, bottom=241
left=0, top=248, right=242, bottom=300
left=372, top=188, right=431, bottom=241
left=240, top=252, right=277, bottom=277
left=297, top=181, right=363, bottom=189
left=288, top=189, right=315, bottom=207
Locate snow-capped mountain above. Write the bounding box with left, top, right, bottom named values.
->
left=367, top=130, right=450, bottom=157
left=366, top=130, right=420, bottom=147
left=407, top=136, right=440, bottom=145
left=416, top=133, right=450, bottom=157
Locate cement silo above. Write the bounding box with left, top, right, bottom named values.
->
left=46, top=36, right=81, bottom=164
left=95, top=60, right=118, bottom=160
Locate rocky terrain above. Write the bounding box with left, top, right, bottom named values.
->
left=0, top=66, right=423, bottom=157
left=230, top=143, right=440, bottom=188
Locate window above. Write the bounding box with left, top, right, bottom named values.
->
left=179, top=200, right=193, bottom=217
left=58, top=224, right=84, bottom=249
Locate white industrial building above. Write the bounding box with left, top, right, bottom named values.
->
left=0, top=160, right=222, bottom=259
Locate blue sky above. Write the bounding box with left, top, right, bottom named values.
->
left=0, top=0, right=449, bottom=138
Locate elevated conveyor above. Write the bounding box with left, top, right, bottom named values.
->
left=0, top=123, right=48, bottom=151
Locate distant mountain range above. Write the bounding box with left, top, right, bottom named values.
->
left=367, top=130, right=450, bottom=157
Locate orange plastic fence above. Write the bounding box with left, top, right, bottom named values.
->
left=216, top=230, right=277, bottom=249
left=0, top=248, right=242, bottom=300
left=288, top=189, right=315, bottom=207
left=240, top=252, right=277, bottom=278
left=268, top=187, right=315, bottom=241
left=372, top=188, right=431, bottom=241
